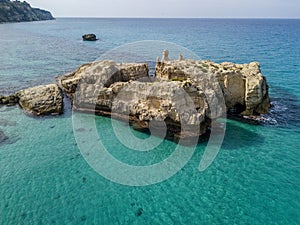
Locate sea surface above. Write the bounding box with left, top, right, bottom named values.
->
left=0, top=18, right=299, bottom=224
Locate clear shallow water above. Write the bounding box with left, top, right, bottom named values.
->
left=0, top=18, right=300, bottom=224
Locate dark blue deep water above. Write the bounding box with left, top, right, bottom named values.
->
left=0, top=18, right=299, bottom=224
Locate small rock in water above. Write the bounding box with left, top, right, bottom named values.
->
left=81, top=215, right=87, bottom=221
left=82, top=34, right=98, bottom=41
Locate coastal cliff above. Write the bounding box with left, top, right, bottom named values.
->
left=0, top=0, right=54, bottom=23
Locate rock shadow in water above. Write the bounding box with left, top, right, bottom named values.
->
left=220, top=121, right=264, bottom=150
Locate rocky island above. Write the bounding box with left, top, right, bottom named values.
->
left=0, top=50, right=270, bottom=142
left=82, top=33, right=98, bottom=41
left=0, top=0, right=54, bottom=23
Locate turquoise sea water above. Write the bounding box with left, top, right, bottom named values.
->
left=0, top=18, right=299, bottom=224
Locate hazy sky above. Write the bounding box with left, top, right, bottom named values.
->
left=27, top=0, right=300, bottom=18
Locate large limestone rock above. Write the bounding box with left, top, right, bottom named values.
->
left=56, top=60, right=149, bottom=95
left=56, top=55, right=270, bottom=140
left=71, top=78, right=210, bottom=138
left=0, top=52, right=271, bottom=141
left=57, top=60, right=224, bottom=139
left=155, top=58, right=270, bottom=116
left=16, top=84, right=63, bottom=116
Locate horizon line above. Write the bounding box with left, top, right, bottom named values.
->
left=53, top=16, right=300, bottom=20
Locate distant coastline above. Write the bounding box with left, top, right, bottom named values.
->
left=0, top=0, right=54, bottom=23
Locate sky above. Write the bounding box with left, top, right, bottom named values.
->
left=27, top=0, right=300, bottom=18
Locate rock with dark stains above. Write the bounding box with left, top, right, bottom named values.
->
left=82, top=34, right=98, bottom=41
left=16, top=84, right=63, bottom=116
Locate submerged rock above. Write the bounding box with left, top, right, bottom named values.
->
left=16, top=84, right=63, bottom=116
left=135, top=208, right=143, bottom=217
left=0, top=129, right=8, bottom=143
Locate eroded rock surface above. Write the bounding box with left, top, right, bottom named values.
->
left=0, top=52, right=271, bottom=141
left=16, top=84, right=63, bottom=116
left=0, top=94, right=18, bottom=105
left=56, top=61, right=149, bottom=95
left=56, top=54, right=270, bottom=140
left=58, top=57, right=270, bottom=119
left=155, top=58, right=270, bottom=116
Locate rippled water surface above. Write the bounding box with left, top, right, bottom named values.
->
left=0, top=18, right=299, bottom=224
